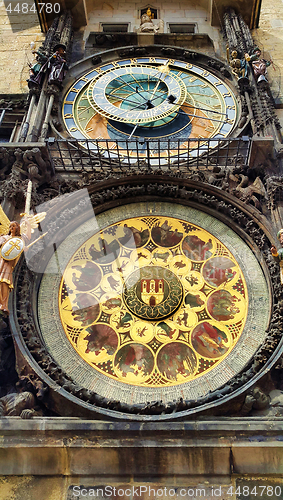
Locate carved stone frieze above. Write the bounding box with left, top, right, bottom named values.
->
left=0, top=146, right=53, bottom=199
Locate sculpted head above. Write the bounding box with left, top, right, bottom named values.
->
left=8, top=221, right=21, bottom=237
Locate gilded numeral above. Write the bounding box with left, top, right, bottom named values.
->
left=223, top=92, right=231, bottom=98
left=80, top=76, right=89, bottom=82
left=70, top=87, right=79, bottom=93
left=168, top=59, right=175, bottom=65
left=130, top=58, right=137, bottom=64
left=186, top=63, right=193, bottom=69
left=64, top=113, right=73, bottom=119
left=226, top=119, right=234, bottom=125
left=70, top=127, right=78, bottom=132
left=227, top=105, right=236, bottom=110
left=149, top=57, right=157, bottom=63
left=201, top=70, right=210, bottom=77
left=214, top=81, right=222, bottom=86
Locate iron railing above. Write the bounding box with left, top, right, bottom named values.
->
left=46, top=137, right=252, bottom=175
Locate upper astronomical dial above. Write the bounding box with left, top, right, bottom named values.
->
left=62, top=57, right=239, bottom=159
left=87, top=65, right=187, bottom=125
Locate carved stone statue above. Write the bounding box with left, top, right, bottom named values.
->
left=139, top=13, right=159, bottom=33
left=241, top=386, right=270, bottom=415
left=271, top=229, right=283, bottom=284
left=0, top=391, right=35, bottom=417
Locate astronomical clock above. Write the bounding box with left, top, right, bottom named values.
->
left=13, top=49, right=276, bottom=420
left=62, top=56, right=238, bottom=161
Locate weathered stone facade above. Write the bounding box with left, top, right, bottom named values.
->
left=0, top=0, right=283, bottom=498
left=0, top=5, right=44, bottom=95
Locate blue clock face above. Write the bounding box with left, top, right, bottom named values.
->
left=63, top=57, right=239, bottom=160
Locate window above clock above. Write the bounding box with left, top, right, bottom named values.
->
left=168, top=23, right=197, bottom=33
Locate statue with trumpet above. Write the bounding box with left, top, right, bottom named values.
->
left=0, top=181, right=47, bottom=314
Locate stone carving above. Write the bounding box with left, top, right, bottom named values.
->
left=0, top=369, right=47, bottom=418
left=118, top=47, right=147, bottom=58
left=207, top=58, right=230, bottom=78
left=266, top=176, right=283, bottom=210
left=0, top=391, right=36, bottom=418
left=16, top=371, right=48, bottom=401
left=0, top=147, right=11, bottom=179
left=22, top=148, right=52, bottom=186
left=91, top=55, right=102, bottom=66
left=223, top=9, right=254, bottom=57
left=241, top=386, right=270, bottom=415
left=138, top=9, right=161, bottom=33
left=231, top=175, right=267, bottom=209
left=0, top=170, right=29, bottom=207
left=0, top=147, right=53, bottom=195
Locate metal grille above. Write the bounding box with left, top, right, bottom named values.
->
left=47, top=137, right=252, bottom=175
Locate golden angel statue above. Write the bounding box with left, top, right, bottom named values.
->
left=0, top=182, right=46, bottom=315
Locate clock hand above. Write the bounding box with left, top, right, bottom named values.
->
left=150, top=79, right=162, bottom=100
left=114, top=75, right=148, bottom=100
left=128, top=123, right=138, bottom=140
left=147, top=62, right=172, bottom=102
left=182, top=103, right=227, bottom=116
left=105, top=92, right=148, bottom=107
left=177, top=108, right=228, bottom=123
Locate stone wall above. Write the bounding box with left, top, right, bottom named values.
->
left=253, top=0, right=283, bottom=106
left=84, top=0, right=220, bottom=49
left=0, top=4, right=44, bottom=95
left=0, top=418, right=283, bottom=500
